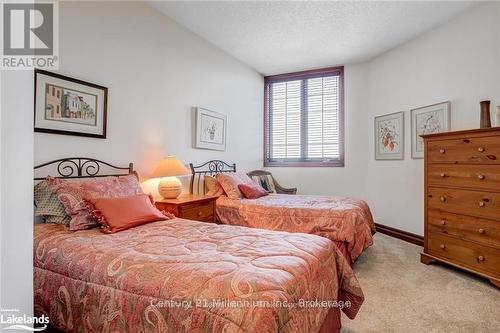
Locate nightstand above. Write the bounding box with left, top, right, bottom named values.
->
left=155, top=194, right=217, bottom=223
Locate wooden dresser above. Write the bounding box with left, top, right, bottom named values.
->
left=421, top=127, right=500, bottom=288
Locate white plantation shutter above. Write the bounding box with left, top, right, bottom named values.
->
left=264, top=67, right=344, bottom=166
left=269, top=80, right=302, bottom=159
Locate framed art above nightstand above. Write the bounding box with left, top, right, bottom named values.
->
left=155, top=194, right=218, bottom=223
left=194, top=107, right=227, bottom=151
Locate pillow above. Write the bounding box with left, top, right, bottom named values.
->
left=238, top=183, right=269, bottom=199
left=34, top=180, right=71, bottom=224
left=47, top=173, right=143, bottom=231
left=216, top=172, right=254, bottom=199
left=204, top=175, right=225, bottom=196
left=86, top=194, right=170, bottom=233
left=251, top=175, right=277, bottom=193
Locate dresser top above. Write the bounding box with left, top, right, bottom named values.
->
left=421, top=127, right=500, bottom=139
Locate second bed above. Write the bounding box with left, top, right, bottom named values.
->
left=190, top=160, right=376, bottom=265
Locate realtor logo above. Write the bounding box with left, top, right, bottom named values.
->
left=1, top=1, right=58, bottom=69
left=4, top=3, right=53, bottom=55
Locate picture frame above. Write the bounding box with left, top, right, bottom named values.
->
left=195, top=107, right=227, bottom=151
left=34, top=69, right=108, bottom=138
left=411, top=101, right=450, bottom=159
left=375, top=111, right=405, bottom=160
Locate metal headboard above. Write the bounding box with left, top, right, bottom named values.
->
left=34, top=157, right=134, bottom=180
left=189, top=160, right=236, bottom=194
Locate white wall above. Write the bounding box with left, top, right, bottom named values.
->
left=365, top=2, right=500, bottom=235
left=0, top=70, right=2, bottom=310
left=34, top=1, right=263, bottom=196
left=1, top=70, right=34, bottom=318
left=266, top=63, right=369, bottom=199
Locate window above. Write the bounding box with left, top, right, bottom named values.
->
left=264, top=66, right=344, bottom=167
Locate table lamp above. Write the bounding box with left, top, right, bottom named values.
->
left=151, top=156, right=190, bottom=199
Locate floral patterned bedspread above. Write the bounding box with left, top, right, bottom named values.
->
left=216, top=194, right=376, bottom=262
left=34, top=219, right=364, bottom=333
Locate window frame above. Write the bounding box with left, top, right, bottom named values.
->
left=264, top=66, right=345, bottom=167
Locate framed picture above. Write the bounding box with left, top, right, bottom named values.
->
left=34, top=69, right=108, bottom=138
left=195, top=107, right=227, bottom=151
left=375, top=111, right=404, bottom=160
left=411, top=101, right=450, bottom=159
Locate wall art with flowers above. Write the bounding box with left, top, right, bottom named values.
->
left=411, top=102, right=450, bottom=159
left=195, top=107, right=227, bottom=151
left=375, top=111, right=404, bottom=160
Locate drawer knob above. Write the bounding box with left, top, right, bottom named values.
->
left=479, top=201, right=486, bottom=207
left=478, top=228, right=485, bottom=234
left=441, top=219, right=446, bottom=226
left=478, top=147, right=485, bottom=152
left=197, top=211, right=203, bottom=216
left=477, top=174, right=485, bottom=180
left=478, top=255, right=485, bottom=262
left=440, top=244, right=446, bottom=249
left=440, top=196, right=446, bottom=202
left=440, top=173, right=446, bottom=178
left=439, top=149, right=446, bottom=154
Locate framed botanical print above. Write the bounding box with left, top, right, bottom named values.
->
left=411, top=101, right=450, bottom=159
left=195, top=107, right=227, bottom=151
left=34, top=69, right=108, bottom=138
left=375, top=111, right=404, bottom=160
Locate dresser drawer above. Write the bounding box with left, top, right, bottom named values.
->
left=427, top=187, right=500, bottom=221
left=428, top=136, right=500, bottom=164
left=428, top=210, right=500, bottom=248
left=428, top=232, right=500, bottom=278
left=428, top=164, right=500, bottom=192
left=180, top=202, right=214, bottom=222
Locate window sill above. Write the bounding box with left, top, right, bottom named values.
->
left=264, top=160, right=344, bottom=167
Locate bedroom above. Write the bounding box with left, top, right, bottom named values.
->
left=1, top=0, right=499, bottom=332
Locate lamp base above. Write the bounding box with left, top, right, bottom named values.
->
left=158, top=177, right=182, bottom=199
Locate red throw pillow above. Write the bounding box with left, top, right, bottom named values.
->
left=238, top=183, right=269, bottom=199
left=86, top=194, right=171, bottom=233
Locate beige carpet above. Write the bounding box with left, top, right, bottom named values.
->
left=341, top=233, right=500, bottom=332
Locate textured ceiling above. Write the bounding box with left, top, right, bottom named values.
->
left=149, top=1, right=476, bottom=75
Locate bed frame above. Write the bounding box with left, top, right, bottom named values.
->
left=34, top=157, right=134, bottom=180
left=189, top=160, right=236, bottom=194
left=189, top=160, right=297, bottom=195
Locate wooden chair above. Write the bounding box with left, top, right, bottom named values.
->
left=247, top=170, right=297, bottom=195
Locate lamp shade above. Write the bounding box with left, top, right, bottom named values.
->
left=151, top=156, right=190, bottom=178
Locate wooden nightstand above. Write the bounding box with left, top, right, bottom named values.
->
left=155, top=194, right=217, bottom=223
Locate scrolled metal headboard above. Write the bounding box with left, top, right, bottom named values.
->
left=189, top=160, right=236, bottom=194
left=34, top=157, right=134, bottom=180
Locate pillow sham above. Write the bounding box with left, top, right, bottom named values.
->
left=47, top=173, right=143, bottom=231
left=204, top=175, right=225, bottom=196
left=216, top=172, right=254, bottom=199
left=238, top=183, right=269, bottom=199
left=34, top=180, right=71, bottom=224
left=86, top=194, right=171, bottom=233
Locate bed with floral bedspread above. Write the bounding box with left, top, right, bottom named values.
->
left=34, top=218, right=364, bottom=333
left=216, top=194, right=376, bottom=264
